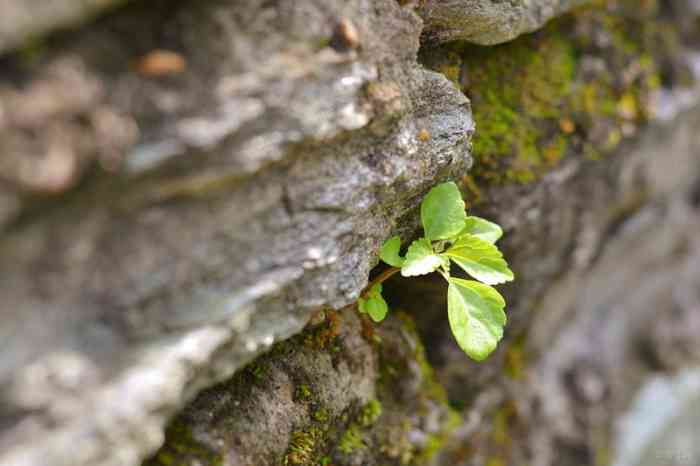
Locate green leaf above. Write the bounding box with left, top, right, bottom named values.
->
left=379, top=235, right=405, bottom=267
left=421, top=182, right=467, bottom=241
left=443, top=233, right=514, bottom=285
left=366, top=283, right=383, bottom=299
left=358, top=284, right=388, bottom=322
left=447, top=278, right=507, bottom=361
left=365, top=295, right=388, bottom=322
left=460, top=216, right=503, bottom=244
left=401, top=238, right=443, bottom=277
left=358, top=296, right=368, bottom=313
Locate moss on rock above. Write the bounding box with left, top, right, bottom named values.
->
left=422, top=0, right=666, bottom=185
left=144, top=420, right=223, bottom=466
left=143, top=309, right=459, bottom=466
left=284, top=428, right=323, bottom=466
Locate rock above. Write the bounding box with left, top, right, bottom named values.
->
left=1, top=0, right=700, bottom=466
left=0, top=0, right=591, bottom=56
left=613, top=368, right=700, bottom=466
left=144, top=310, right=457, bottom=466
left=0, top=1, right=472, bottom=466
left=419, top=0, right=590, bottom=45
left=0, top=0, right=127, bottom=55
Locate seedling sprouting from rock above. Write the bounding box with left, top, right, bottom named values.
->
left=357, top=181, right=514, bottom=361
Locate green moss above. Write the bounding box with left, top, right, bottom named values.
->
left=313, top=407, right=330, bottom=423
left=504, top=334, right=528, bottom=380
left=338, top=424, right=365, bottom=454
left=357, top=399, right=382, bottom=427
left=470, top=401, right=520, bottom=466
left=144, top=420, right=223, bottom=466
left=296, top=384, right=313, bottom=402
left=18, top=37, right=47, bottom=65
left=395, top=313, right=449, bottom=406
left=424, top=1, right=664, bottom=186
left=456, top=26, right=577, bottom=183
left=491, top=405, right=512, bottom=447
left=249, top=363, right=267, bottom=382
left=415, top=409, right=463, bottom=463
left=334, top=399, right=382, bottom=456
left=284, top=428, right=323, bottom=466
left=374, top=313, right=462, bottom=462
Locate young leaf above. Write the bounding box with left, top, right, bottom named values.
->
left=365, top=295, right=389, bottom=322
left=401, top=238, right=443, bottom=277
left=421, top=182, right=467, bottom=241
left=379, top=235, right=405, bottom=267
left=358, top=296, right=368, bottom=313
left=358, top=284, right=388, bottom=322
left=447, top=278, right=507, bottom=361
left=460, top=216, right=503, bottom=244
left=443, top=233, right=514, bottom=285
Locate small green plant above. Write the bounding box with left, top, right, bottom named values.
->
left=357, top=181, right=514, bottom=361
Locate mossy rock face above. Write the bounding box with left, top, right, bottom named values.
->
left=422, top=0, right=672, bottom=185
left=143, top=421, right=223, bottom=466
left=144, top=309, right=459, bottom=466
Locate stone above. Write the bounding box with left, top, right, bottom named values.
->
left=0, top=1, right=472, bottom=466
left=614, top=368, right=700, bottom=466
left=419, top=0, right=590, bottom=45
left=1, top=0, right=700, bottom=466
left=0, top=0, right=127, bottom=55
left=144, top=310, right=456, bottom=466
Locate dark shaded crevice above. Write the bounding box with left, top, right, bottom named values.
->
left=382, top=272, right=448, bottom=365
left=689, top=173, right=700, bottom=209
left=380, top=268, right=507, bottom=409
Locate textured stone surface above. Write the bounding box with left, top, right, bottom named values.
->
left=0, top=1, right=472, bottom=466
left=419, top=0, right=590, bottom=45
left=614, top=368, right=700, bottom=466
left=145, top=310, right=456, bottom=466
left=1, top=1, right=700, bottom=466
left=0, top=0, right=591, bottom=56
left=0, top=0, right=126, bottom=54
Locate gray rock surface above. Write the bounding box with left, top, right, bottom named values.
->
left=0, top=0, right=593, bottom=58
left=419, top=0, right=590, bottom=45
left=145, top=309, right=456, bottom=466
left=2, top=1, right=700, bottom=466
left=0, top=1, right=472, bottom=466
left=614, top=368, right=700, bottom=466
left=0, top=0, right=126, bottom=54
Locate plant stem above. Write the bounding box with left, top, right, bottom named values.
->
left=361, top=266, right=401, bottom=298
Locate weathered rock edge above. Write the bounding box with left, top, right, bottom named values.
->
left=0, top=0, right=591, bottom=56
left=0, top=0, right=127, bottom=55
left=418, top=0, right=590, bottom=45
left=0, top=1, right=475, bottom=466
